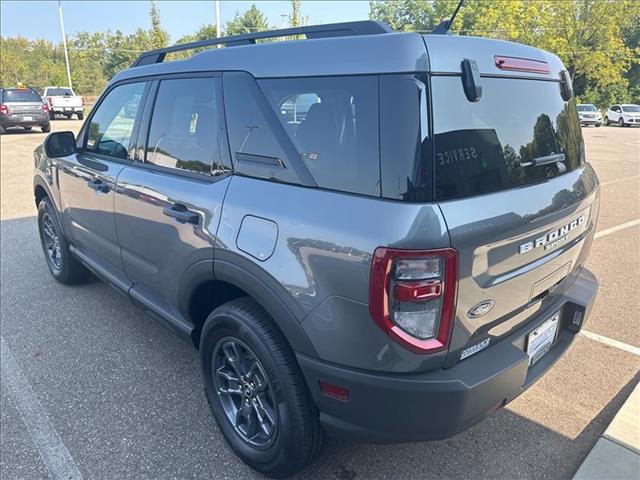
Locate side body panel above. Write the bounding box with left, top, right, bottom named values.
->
left=115, top=167, right=230, bottom=311
left=216, top=176, right=450, bottom=373
left=57, top=151, right=127, bottom=271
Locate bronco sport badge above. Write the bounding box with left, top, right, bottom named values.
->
left=519, top=215, right=585, bottom=254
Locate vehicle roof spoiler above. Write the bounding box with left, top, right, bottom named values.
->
left=131, top=21, right=394, bottom=68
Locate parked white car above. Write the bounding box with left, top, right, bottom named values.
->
left=576, top=104, right=602, bottom=127
left=604, top=104, right=640, bottom=127
left=42, top=86, right=84, bottom=120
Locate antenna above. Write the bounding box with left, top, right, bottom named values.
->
left=431, top=0, right=465, bottom=35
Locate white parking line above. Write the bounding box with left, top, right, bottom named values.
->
left=600, top=176, right=639, bottom=187
left=580, top=330, right=640, bottom=356
left=594, top=219, right=640, bottom=239
left=0, top=336, right=83, bottom=480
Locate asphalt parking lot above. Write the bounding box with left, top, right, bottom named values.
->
left=1, top=121, right=639, bottom=480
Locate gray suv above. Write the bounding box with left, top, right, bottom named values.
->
left=33, top=22, right=599, bottom=478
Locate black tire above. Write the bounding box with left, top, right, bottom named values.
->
left=37, top=197, right=89, bottom=285
left=200, top=297, right=326, bottom=478
left=24, top=126, right=33, bottom=131
left=604, top=116, right=609, bottom=126
left=41, top=123, right=51, bottom=133
left=49, top=111, right=55, bottom=120
left=77, top=112, right=84, bottom=120
left=618, top=117, right=625, bottom=127
left=595, top=122, right=601, bottom=127
left=0, top=124, right=5, bottom=134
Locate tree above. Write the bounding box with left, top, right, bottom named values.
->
left=149, top=0, right=169, bottom=48
left=289, top=0, right=307, bottom=28
left=225, top=4, right=270, bottom=36
left=369, top=0, right=640, bottom=107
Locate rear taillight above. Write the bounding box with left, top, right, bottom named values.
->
left=369, top=248, right=458, bottom=354
left=0, top=104, right=8, bottom=115
left=42, top=103, right=49, bottom=114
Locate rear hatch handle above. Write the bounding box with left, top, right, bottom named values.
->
left=521, top=153, right=566, bottom=167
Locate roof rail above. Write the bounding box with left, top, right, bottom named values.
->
left=131, top=21, right=393, bottom=67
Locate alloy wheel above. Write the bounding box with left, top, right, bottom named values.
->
left=212, top=337, right=278, bottom=449
left=41, top=212, right=62, bottom=271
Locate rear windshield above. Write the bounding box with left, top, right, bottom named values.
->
left=432, top=77, right=583, bottom=201
left=46, top=88, right=74, bottom=96
left=2, top=89, right=42, bottom=103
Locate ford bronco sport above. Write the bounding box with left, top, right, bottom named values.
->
left=33, top=21, right=599, bottom=478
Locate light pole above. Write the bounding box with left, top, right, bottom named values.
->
left=215, top=0, right=221, bottom=38
left=58, top=0, right=72, bottom=89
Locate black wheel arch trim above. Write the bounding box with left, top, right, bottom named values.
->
left=213, top=253, right=318, bottom=357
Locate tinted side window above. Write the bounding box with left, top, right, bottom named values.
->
left=259, top=76, right=380, bottom=196
left=145, top=77, right=229, bottom=175
left=86, top=82, right=146, bottom=159
left=223, top=72, right=310, bottom=185
left=379, top=75, right=431, bottom=201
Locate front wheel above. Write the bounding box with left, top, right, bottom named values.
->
left=604, top=116, right=610, bottom=125
left=619, top=117, right=625, bottom=127
left=37, top=197, right=89, bottom=284
left=200, top=297, right=326, bottom=478
left=24, top=126, right=32, bottom=131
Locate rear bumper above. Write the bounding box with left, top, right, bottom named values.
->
left=298, top=267, right=598, bottom=444
left=0, top=114, right=49, bottom=127
left=51, top=107, right=83, bottom=113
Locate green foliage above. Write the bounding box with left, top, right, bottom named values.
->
left=370, top=0, right=640, bottom=108
left=149, top=0, right=169, bottom=48
left=225, top=4, right=271, bottom=36
left=0, top=0, right=170, bottom=95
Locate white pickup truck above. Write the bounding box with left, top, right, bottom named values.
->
left=42, top=87, right=84, bottom=120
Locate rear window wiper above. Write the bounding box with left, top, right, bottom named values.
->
left=521, top=153, right=565, bottom=167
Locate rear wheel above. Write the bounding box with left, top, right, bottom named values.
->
left=0, top=124, right=5, bottom=134
left=37, top=197, right=89, bottom=284
left=77, top=112, right=84, bottom=120
left=200, top=297, right=326, bottom=478
left=49, top=111, right=55, bottom=120
left=24, top=126, right=32, bottom=131
left=41, top=124, right=51, bottom=133
left=618, top=117, right=625, bottom=127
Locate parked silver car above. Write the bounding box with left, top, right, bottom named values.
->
left=577, top=103, right=602, bottom=127
left=0, top=87, right=51, bottom=134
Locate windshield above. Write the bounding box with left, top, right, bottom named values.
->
left=621, top=105, right=640, bottom=112
left=432, top=77, right=583, bottom=201
left=46, top=88, right=74, bottom=96
left=577, top=105, right=597, bottom=112
left=2, top=89, right=42, bottom=103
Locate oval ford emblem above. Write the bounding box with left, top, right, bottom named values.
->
left=467, top=300, right=495, bottom=318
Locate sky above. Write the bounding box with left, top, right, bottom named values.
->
left=1, top=1, right=371, bottom=43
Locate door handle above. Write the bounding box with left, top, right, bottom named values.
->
left=87, top=178, right=110, bottom=193
left=162, top=203, right=199, bottom=225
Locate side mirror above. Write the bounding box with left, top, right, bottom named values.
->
left=44, top=131, right=76, bottom=158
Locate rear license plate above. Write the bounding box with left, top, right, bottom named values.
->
left=23, top=116, right=33, bottom=121
left=64, top=107, right=72, bottom=111
left=526, top=313, right=559, bottom=366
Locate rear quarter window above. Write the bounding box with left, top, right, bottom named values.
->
left=432, top=77, right=583, bottom=201
left=259, top=75, right=380, bottom=197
